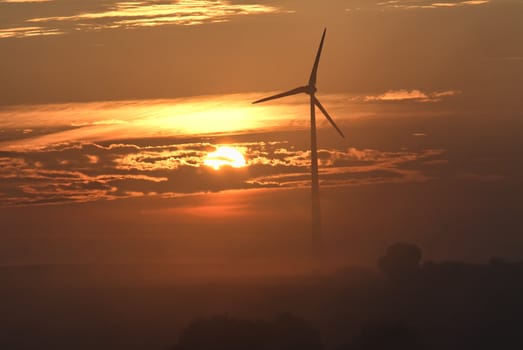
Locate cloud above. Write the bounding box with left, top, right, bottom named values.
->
left=362, top=89, right=460, bottom=103
left=346, top=0, right=490, bottom=12
left=365, top=89, right=428, bottom=101
left=0, top=140, right=448, bottom=206
left=0, top=94, right=307, bottom=150
left=0, top=0, right=289, bottom=39
left=376, top=0, right=489, bottom=10
left=0, top=0, right=52, bottom=2
left=0, top=26, right=62, bottom=39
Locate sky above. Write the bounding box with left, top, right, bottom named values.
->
left=0, top=0, right=522, bottom=267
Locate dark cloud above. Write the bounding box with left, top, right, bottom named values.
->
left=0, top=136, right=450, bottom=206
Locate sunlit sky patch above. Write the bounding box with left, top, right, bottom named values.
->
left=204, top=146, right=247, bottom=170
left=0, top=94, right=304, bottom=150
left=0, top=91, right=462, bottom=151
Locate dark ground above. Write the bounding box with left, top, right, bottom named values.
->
left=2, top=242, right=523, bottom=350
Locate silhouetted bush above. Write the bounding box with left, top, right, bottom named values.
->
left=172, top=313, right=322, bottom=350
left=379, top=242, right=422, bottom=281
left=340, top=322, right=424, bottom=350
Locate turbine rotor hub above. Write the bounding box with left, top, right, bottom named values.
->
left=305, top=84, right=317, bottom=95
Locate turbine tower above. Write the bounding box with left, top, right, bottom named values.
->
left=252, top=28, right=344, bottom=258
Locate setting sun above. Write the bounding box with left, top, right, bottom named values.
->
left=203, top=146, right=246, bottom=170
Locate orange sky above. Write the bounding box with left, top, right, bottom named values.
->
left=0, top=0, right=522, bottom=267
left=0, top=0, right=521, bottom=107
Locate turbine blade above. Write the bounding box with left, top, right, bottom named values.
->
left=252, top=86, right=307, bottom=104
left=308, top=28, right=327, bottom=86
left=314, top=97, right=345, bottom=138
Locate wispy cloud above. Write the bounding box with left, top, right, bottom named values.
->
left=246, top=147, right=446, bottom=188
left=0, top=26, right=62, bottom=39
left=29, top=0, right=285, bottom=27
left=377, top=0, right=489, bottom=10
left=347, top=0, right=490, bottom=12
left=0, top=0, right=288, bottom=39
left=0, top=0, right=52, bottom=2
left=362, top=89, right=460, bottom=102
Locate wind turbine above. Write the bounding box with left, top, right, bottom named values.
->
left=252, top=28, right=344, bottom=258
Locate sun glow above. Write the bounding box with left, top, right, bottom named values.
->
left=204, top=146, right=246, bottom=170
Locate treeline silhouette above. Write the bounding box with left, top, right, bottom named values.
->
left=3, top=242, right=523, bottom=349
left=172, top=313, right=321, bottom=350
left=171, top=242, right=523, bottom=350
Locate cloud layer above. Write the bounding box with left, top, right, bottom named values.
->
left=0, top=0, right=288, bottom=39
left=0, top=139, right=447, bottom=206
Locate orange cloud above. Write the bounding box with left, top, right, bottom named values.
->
left=0, top=0, right=52, bottom=2
left=377, top=0, right=489, bottom=9
left=0, top=26, right=62, bottom=39
left=363, top=89, right=460, bottom=102
left=24, top=0, right=288, bottom=34
left=0, top=0, right=289, bottom=39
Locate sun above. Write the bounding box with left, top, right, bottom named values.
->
left=203, top=146, right=246, bottom=170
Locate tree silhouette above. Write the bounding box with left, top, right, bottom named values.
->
left=172, top=313, right=322, bottom=350
left=378, top=242, right=422, bottom=281
left=340, top=322, right=423, bottom=350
